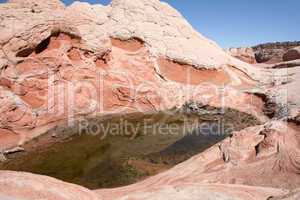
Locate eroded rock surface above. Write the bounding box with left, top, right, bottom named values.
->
left=96, top=121, right=300, bottom=199
left=253, top=42, right=300, bottom=64
left=283, top=46, right=300, bottom=62
left=230, top=42, right=300, bottom=64
left=0, top=171, right=99, bottom=200
left=0, top=0, right=266, bottom=152
left=0, top=0, right=299, bottom=200
left=0, top=170, right=290, bottom=200
left=227, top=47, right=257, bottom=64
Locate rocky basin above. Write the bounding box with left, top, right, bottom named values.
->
left=0, top=0, right=299, bottom=199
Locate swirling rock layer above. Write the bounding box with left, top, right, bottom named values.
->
left=0, top=0, right=299, bottom=200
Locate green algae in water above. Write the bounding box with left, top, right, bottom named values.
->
left=1, top=115, right=188, bottom=189
left=0, top=109, right=261, bottom=189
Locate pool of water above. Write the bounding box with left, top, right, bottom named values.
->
left=0, top=108, right=260, bottom=189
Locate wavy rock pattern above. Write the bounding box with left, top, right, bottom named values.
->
left=0, top=0, right=266, bottom=152
left=0, top=0, right=299, bottom=200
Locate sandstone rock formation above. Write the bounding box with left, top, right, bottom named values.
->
left=226, top=47, right=257, bottom=64
left=95, top=121, right=300, bottom=199
left=0, top=0, right=265, bottom=152
left=0, top=171, right=99, bottom=200
left=1, top=120, right=300, bottom=200
left=270, top=189, right=300, bottom=200
left=283, top=46, right=300, bottom=62
left=253, top=42, right=300, bottom=64
left=0, top=0, right=299, bottom=200
left=228, top=42, right=300, bottom=64
left=3, top=122, right=297, bottom=200
left=0, top=170, right=290, bottom=200
left=271, top=59, right=300, bottom=69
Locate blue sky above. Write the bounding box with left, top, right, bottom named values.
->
left=2, top=0, right=299, bottom=48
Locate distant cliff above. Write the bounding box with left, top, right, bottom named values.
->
left=227, top=41, right=300, bottom=64
left=253, top=41, right=300, bottom=63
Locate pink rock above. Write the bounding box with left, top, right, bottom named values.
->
left=227, top=47, right=257, bottom=64
left=0, top=171, right=100, bottom=200
left=0, top=0, right=299, bottom=199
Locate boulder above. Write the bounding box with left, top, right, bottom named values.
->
left=283, top=46, right=300, bottom=61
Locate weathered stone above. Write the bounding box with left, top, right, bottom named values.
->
left=0, top=153, right=6, bottom=162
left=8, top=0, right=65, bottom=10
left=96, top=121, right=300, bottom=199
left=0, top=171, right=100, bottom=200
left=283, top=46, right=300, bottom=61
left=0, top=0, right=299, bottom=200
left=0, top=0, right=267, bottom=151
left=253, top=41, right=300, bottom=64
left=226, top=47, right=257, bottom=64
